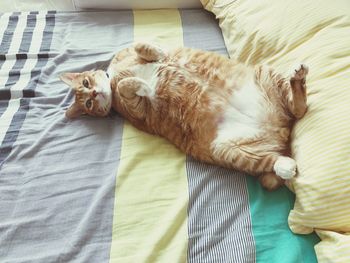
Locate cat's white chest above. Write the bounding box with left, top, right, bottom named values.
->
left=213, top=76, right=265, bottom=146
left=133, top=63, right=160, bottom=92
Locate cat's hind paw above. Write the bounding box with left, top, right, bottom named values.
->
left=273, top=156, right=297, bottom=180
left=259, top=172, right=285, bottom=191
left=134, top=42, right=166, bottom=62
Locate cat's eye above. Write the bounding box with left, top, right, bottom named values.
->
left=85, top=99, right=92, bottom=109
left=106, top=72, right=109, bottom=78
left=83, top=79, right=89, bottom=88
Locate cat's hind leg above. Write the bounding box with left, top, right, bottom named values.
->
left=211, top=140, right=296, bottom=190
left=287, top=64, right=308, bottom=119
left=134, top=42, right=167, bottom=62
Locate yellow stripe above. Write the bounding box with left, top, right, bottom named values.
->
left=109, top=10, right=188, bottom=263
left=133, top=9, right=184, bottom=48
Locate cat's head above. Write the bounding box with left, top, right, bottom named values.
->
left=60, top=70, right=112, bottom=118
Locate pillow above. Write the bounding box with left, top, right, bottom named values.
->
left=73, top=0, right=202, bottom=9
left=201, top=0, right=350, bottom=262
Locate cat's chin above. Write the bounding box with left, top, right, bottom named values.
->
left=92, top=107, right=111, bottom=117
left=96, top=91, right=112, bottom=108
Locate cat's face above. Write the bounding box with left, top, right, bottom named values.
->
left=60, top=70, right=112, bottom=118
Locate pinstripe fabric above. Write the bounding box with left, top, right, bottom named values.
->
left=180, top=10, right=256, bottom=263
left=186, top=157, right=255, bottom=263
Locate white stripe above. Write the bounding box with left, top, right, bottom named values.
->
left=0, top=13, right=11, bottom=42
left=0, top=60, right=17, bottom=86
left=8, top=58, right=38, bottom=95
left=6, top=12, right=47, bottom=93
left=0, top=13, right=29, bottom=88
left=0, top=12, right=48, bottom=145
left=7, top=12, right=30, bottom=54
left=0, top=99, right=21, bottom=133
left=29, top=13, right=47, bottom=53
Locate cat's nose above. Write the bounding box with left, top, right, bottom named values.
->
left=91, top=90, right=98, bottom=98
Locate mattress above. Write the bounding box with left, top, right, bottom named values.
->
left=0, top=10, right=319, bottom=262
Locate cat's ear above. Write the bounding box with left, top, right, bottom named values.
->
left=66, top=102, right=84, bottom=119
left=60, top=72, right=80, bottom=86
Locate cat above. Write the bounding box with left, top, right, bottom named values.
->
left=60, top=42, right=308, bottom=191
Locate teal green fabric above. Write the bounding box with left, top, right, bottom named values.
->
left=246, top=177, right=320, bottom=263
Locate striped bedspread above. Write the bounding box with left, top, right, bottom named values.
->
left=0, top=10, right=319, bottom=263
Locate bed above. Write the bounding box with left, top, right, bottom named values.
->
left=0, top=9, right=319, bottom=263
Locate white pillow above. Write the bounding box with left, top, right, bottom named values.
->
left=73, top=0, right=202, bottom=9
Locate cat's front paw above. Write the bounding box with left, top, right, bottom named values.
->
left=291, top=64, right=309, bottom=80
left=118, top=77, right=153, bottom=99
left=273, top=156, right=297, bottom=179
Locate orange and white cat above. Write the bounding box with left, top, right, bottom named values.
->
left=60, top=42, right=308, bottom=190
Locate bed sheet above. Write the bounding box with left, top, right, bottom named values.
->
left=0, top=9, right=319, bottom=263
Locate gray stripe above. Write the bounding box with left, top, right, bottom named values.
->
left=180, top=9, right=256, bottom=263
left=0, top=14, right=10, bottom=69
left=180, top=9, right=228, bottom=55
left=0, top=12, right=20, bottom=54
left=0, top=11, right=134, bottom=263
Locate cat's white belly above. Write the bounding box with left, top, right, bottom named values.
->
left=213, top=76, right=265, bottom=146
